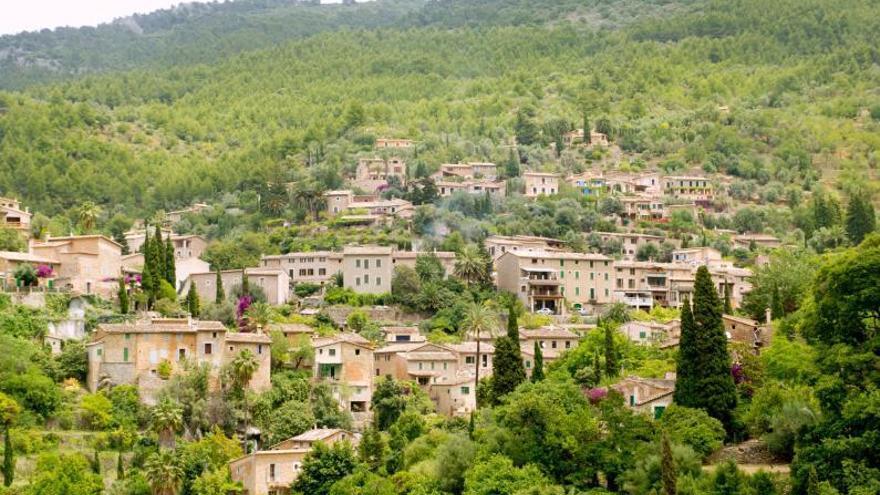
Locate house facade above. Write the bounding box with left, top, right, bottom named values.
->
left=186, top=268, right=291, bottom=305
left=86, top=318, right=271, bottom=403
left=30, top=235, right=123, bottom=298
left=313, top=333, right=374, bottom=421
left=523, top=172, right=560, bottom=197
left=495, top=250, right=614, bottom=314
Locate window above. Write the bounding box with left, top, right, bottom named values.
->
left=204, top=343, right=212, bottom=355
left=482, top=354, right=488, bottom=367
left=630, top=395, right=635, bottom=406
left=559, top=271, right=564, bottom=279
left=575, top=271, right=579, bottom=279
left=356, top=277, right=361, bottom=286
left=355, top=349, right=360, bottom=356
left=461, top=386, right=470, bottom=395
left=376, top=277, right=381, bottom=286
left=229, top=346, right=234, bottom=352
left=575, top=287, right=580, bottom=296
left=465, top=356, right=475, bottom=364
left=552, top=341, right=557, bottom=349
left=419, top=362, right=423, bottom=370
left=123, top=347, right=129, bottom=362
left=565, top=341, right=571, bottom=349
left=525, top=360, right=531, bottom=368
left=269, top=464, right=276, bottom=481
left=376, top=259, right=382, bottom=268
left=329, top=349, right=336, bottom=357
left=364, top=274, right=370, bottom=284
left=258, top=344, right=263, bottom=355
left=178, top=349, right=186, bottom=360
left=639, top=331, right=647, bottom=339
left=364, top=259, right=370, bottom=269
left=356, top=259, right=361, bottom=268
left=96, top=348, right=102, bottom=356
left=212, top=332, right=217, bottom=339
left=124, top=333, right=130, bottom=340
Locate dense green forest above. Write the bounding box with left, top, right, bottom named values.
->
left=0, top=0, right=878, bottom=227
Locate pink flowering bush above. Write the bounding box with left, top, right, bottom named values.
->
left=35, top=265, right=53, bottom=278
left=587, top=387, right=608, bottom=404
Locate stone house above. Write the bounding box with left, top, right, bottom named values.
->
left=229, top=429, right=356, bottom=495
left=185, top=268, right=290, bottom=306
left=30, top=235, right=123, bottom=298
left=495, top=250, right=614, bottom=314
left=375, top=138, right=414, bottom=149
left=611, top=374, right=676, bottom=419
left=523, top=172, right=560, bottom=197
left=619, top=319, right=681, bottom=345
left=0, top=251, right=60, bottom=290
left=484, top=235, right=567, bottom=262
left=313, top=333, right=374, bottom=420
left=0, top=197, right=31, bottom=234
left=86, top=318, right=271, bottom=403
left=260, top=251, right=343, bottom=286
left=662, top=176, right=714, bottom=202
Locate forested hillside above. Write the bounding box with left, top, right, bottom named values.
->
left=0, top=0, right=423, bottom=89
left=0, top=0, right=877, bottom=223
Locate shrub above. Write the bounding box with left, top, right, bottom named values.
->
left=659, top=405, right=726, bottom=459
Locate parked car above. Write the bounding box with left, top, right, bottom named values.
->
left=535, top=308, right=554, bottom=316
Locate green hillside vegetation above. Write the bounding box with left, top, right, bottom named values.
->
left=0, top=0, right=877, bottom=238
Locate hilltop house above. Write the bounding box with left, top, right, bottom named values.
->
left=86, top=318, right=271, bottom=403
left=375, top=138, right=413, bottom=149
left=0, top=197, right=31, bottom=234
left=523, top=172, right=560, bottom=197
left=611, top=374, right=676, bottom=419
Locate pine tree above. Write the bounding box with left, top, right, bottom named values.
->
left=92, top=450, right=101, bottom=474
left=723, top=282, right=732, bottom=314
left=215, top=269, right=225, bottom=303
left=186, top=284, right=200, bottom=318
left=358, top=426, right=386, bottom=471
left=3, top=424, right=13, bottom=487
left=118, top=277, right=129, bottom=314
left=661, top=432, right=677, bottom=495
left=845, top=192, right=876, bottom=245
left=603, top=323, right=618, bottom=377
left=674, top=266, right=737, bottom=431
left=582, top=112, right=591, bottom=145
left=506, top=302, right=520, bottom=341
left=116, top=451, right=125, bottom=481
left=164, top=238, right=176, bottom=286
left=531, top=341, right=544, bottom=382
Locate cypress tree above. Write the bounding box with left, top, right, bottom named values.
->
left=92, top=450, right=101, bottom=474
left=118, top=277, right=129, bottom=314
left=153, top=225, right=166, bottom=285
left=141, top=261, right=155, bottom=309
left=3, top=424, right=13, bottom=487
left=603, top=323, right=617, bottom=377
left=845, top=192, right=876, bottom=246
left=491, top=302, right=526, bottom=403
left=674, top=299, right=697, bottom=406
left=583, top=112, right=591, bottom=145
left=723, top=282, right=732, bottom=314
left=592, top=351, right=602, bottom=385
left=215, top=269, right=225, bottom=303
left=241, top=269, right=250, bottom=297
left=116, top=451, right=125, bottom=481
left=674, top=266, right=737, bottom=431
left=661, top=432, right=677, bottom=495
left=186, top=284, right=200, bottom=318
left=165, top=238, right=176, bottom=286
left=531, top=341, right=544, bottom=382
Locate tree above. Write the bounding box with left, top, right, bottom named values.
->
left=77, top=201, right=101, bottom=232
left=454, top=245, right=489, bottom=287
left=845, top=192, right=876, bottom=245
left=92, top=450, right=101, bottom=474
left=659, top=405, right=726, bottom=460
left=215, top=269, right=225, bottom=303
left=513, top=106, right=539, bottom=146
left=186, top=284, right=200, bottom=317
left=604, top=323, right=618, bottom=377
left=229, top=349, right=258, bottom=445
left=117, top=451, right=125, bottom=481
left=673, top=267, right=737, bottom=432
left=531, top=341, right=544, bottom=382
left=491, top=303, right=526, bottom=404
left=371, top=376, right=407, bottom=430
left=462, top=301, right=500, bottom=405
left=152, top=399, right=183, bottom=449
left=291, top=441, right=358, bottom=495
left=165, top=238, right=176, bottom=285
left=145, top=449, right=184, bottom=495
left=240, top=270, right=250, bottom=297
left=118, top=277, right=130, bottom=314
left=13, top=263, right=38, bottom=287
left=358, top=426, right=387, bottom=471
left=660, top=432, right=677, bottom=495
left=0, top=392, right=20, bottom=487
left=0, top=228, right=26, bottom=252
left=27, top=453, right=104, bottom=495
left=723, top=282, right=732, bottom=314
left=263, top=400, right=315, bottom=445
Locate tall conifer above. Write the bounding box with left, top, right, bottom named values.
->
left=674, top=267, right=737, bottom=431
left=531, top=341, right=544, bottom=382
left=215, top=269, right=225, bottom=304
left=491, top=302, right=526, bottom=403
left=165, top=238, right=176, bottom=286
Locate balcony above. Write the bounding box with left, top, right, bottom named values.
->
left=614, top=291, right=653, bottom=308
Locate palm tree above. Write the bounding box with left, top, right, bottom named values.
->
left=292, top=181, right=324, bottom=222
left=77, top=201, right=102, bottom=233
left=462, top=301, right=500, bottom=409
left=151, top=399, right=183, bottom=449
left=231, top=349, right=259, bottom=451
left=144, top=449, right=183, bottom=495
left=454, top=245, right=488, bottom=286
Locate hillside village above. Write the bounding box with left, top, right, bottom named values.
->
left=0, top=0, right=879, bottom=494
